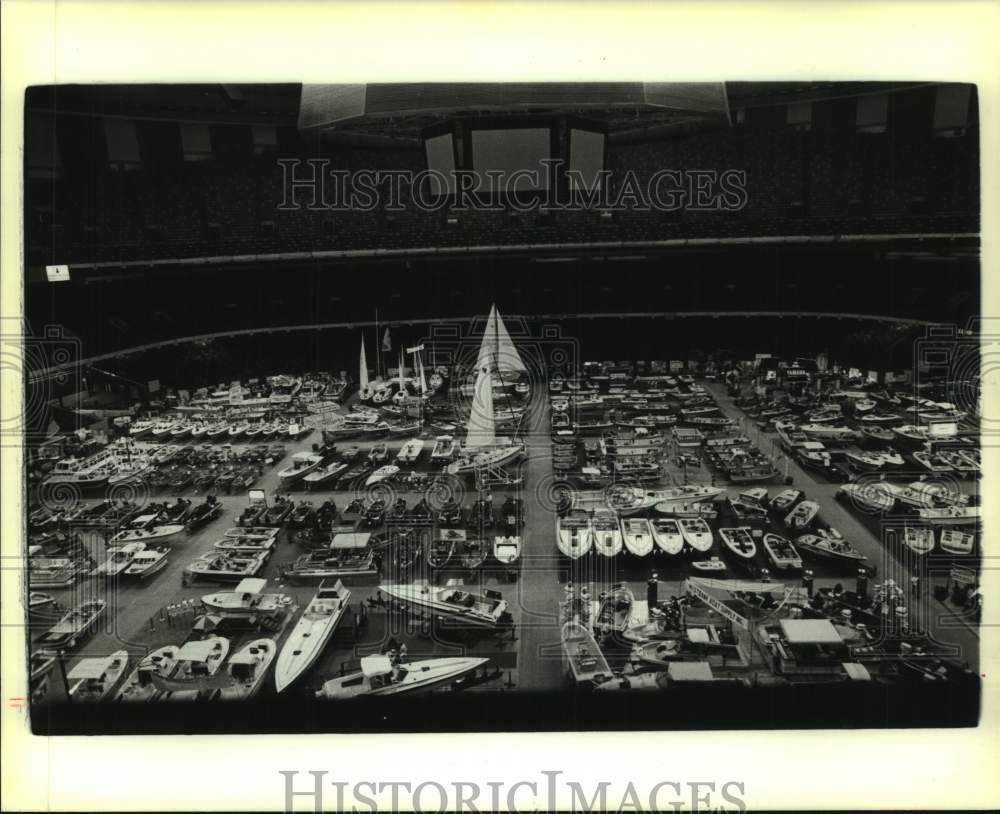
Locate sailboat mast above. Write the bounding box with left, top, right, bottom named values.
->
left=374, top=309, right=381, bottom=380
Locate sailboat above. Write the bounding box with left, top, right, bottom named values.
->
left=357, top=334, right=373, bottom=402
left=448, top=306, right=527, bottom=476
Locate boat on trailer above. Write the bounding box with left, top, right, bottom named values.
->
left=762, top=534, right=802, bottom=569
left=316, top=655, right=489, bottom=700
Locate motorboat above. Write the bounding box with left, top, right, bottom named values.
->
left=650, top=517, right=684, bottom=555
left=110, top=513, right=186, bottom=546
left=128, top=419, right=156, bottom=438
left=430, top=435, right=459, bottom=461
left=158, top=637, right=231, bottom=702
left=500, top=497, right=523, bottom=531
left=837, top=482, right=896, bottom=513
left=200, top=578, right=291, bottom=618
left=844, top=450, right=889, bottom=472
left=600, top=484, right=723, bottom=515
left=365, top=465, right=400, bottom=487
left=227, top=422, right=249, bottom=440
left=770, top=489, right=802, bottom=513
left=913, top=450, right=956, bottom=474
left=151, top=420, right=178, bottom=440
left=274, top=580, right=351, bottom=693
left=916, top=504, right=980, bottom=525
left=727, top=494, right=769, bottom=523
left=892, top=481, right=968, bottom=510
left=429, top=528, right=462, bottom=568
left=67, top=651, right=130, bottom=702
left=591, top=509, right=624, bottom=557
left=794, top=529, right=867, bottom=563
left=35, top=600, right=106, bottom=649
left=784, top=500, right=819, bottom=531
left=762, top=534, right=802, bottom=569
left=719, top=527, right=756, bottom=561
left=28, top=592, right=57, bottom=615
left=937, top=450, right=978, bottom=476
left=262, top=497, right=295, bottom=526
left=445, top=441, right=526, bottom=475
left=185, top=496, right=224, bottom=531
left=277, top=452, right=324, bottom=485
left=679, top=517, right=713, bottom=552
left=183, top=551, right=268, bottom=582
left=691, top=556, right=726, bottom=572
left=217, top=639, right=277, bottom=701
left=621, top=517, right=655, bottom=557
left=303, top=461, right=349, bottom=488
left=29, top=556, right=89, bottom=589
left=939, top=529, right=975, bottom=556
left=903, top=527, right=935, bottom=555
left=91, top=542, right=147, bottom=577
left=493, top=535, right=521, bottom=566
left=116, top=646, right=180, bottom=703
left=556, top=509, right=594, bottom=559
left=801, top=424, right=857, bottom=444
left=379, top=581, right=512, bottom=630
left=316, top=655, right=489, bottom=700
left=396, top=438, right=425, bottom=464
left=30, top=651, right=57, bottom=684
left=561, top=620, right=612, bottom=684
left=458, top=534, right=489, bottom=570
left=594, top=583, right=636, bottom=636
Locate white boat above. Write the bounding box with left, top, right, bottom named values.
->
left=365, top=465, right=400, bottom=487
left=396, top=438, right=425, bottom=464
left=762, top=533, right=802, bottom=569
left=218, top=639, right=277, bottom=701
left=794, top=529, right=867, bottom=563
left=916, top=504, right=980, bottom=525
left=556, top=509, right=594, bottom=559
left=91, top=542, right=147, bottom=577
left=784, top=500, right=819, bottom=531
left=183, top=551, right=268, bottom=582
left=214, top=529, right=279, bottom=553
left=903, top=527, right=935, bottom=555
left=770, top=489, right=802, bottom=513
left=200, top=578, right=291, bottom=618
left=277, top=452, right=324, bottom=485
left=837, top=483, right=896, bottom=513
left=274, top=580, right=351, bottom=693
left=594, top=583, right=636, bottom=635
left=561, top=620, right=612, bottom=684
left=379, top=581, right=511, bottom=630
left=159, top=637, right=231, bottom=702
left=621, top=517, right=655, bottom=557
left=691, top=556, right=726, bottom=572
left=316, top=655, right=488, bottom=700
left=913, top=450, right=956, bottom=474
left=801, top=424, right=857, bottom=443
left=679, top=517, right=713, bottom=552
left=116, top=645, right=180, bottom=703
left=35, top=600, right=106, bottom=648
left=150, top=420, right=178, bottom=439
left=67, top=650, right=130, bottom=702
left=110, top=513, right=186, bottom=546
left=493, top=536, right=521, bottom=566
left=719, top=527, right=756, bottom=561
left=650, top=517, right=684, bottom=555
left=591, top=509, right=624, bottom=557
left=939, top=529, right=975, bottom=555
left=303, top=461, right=348, bottom=487
left=446, top=441, right=525, bottom=475
left=601, top=484, right=723, bottom=515
left=430, top=435, right=459, bottom=461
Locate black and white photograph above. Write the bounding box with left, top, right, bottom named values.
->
left=3, top=3, right=998, bottom=812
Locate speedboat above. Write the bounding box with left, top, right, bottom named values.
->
left=303, top=461, right=348, bottom=488
left=837, top=482, right=896, bottom=513
left=282, top=544, right=377, bottom=580
left=35, top=600, right=107, bottom=649
left=200, top=578, right=290, bottom=618
left=396, top=438, right=425, bottom=464
left=794, top=529, right=867, bottom=563
left=274, top=580, right=351, bottom=693
left=913, top=451, right=956, bottom=474
left=458, top=535, right=489, bottom=570
left=762, top=534, right=802, bottom=569
left=594, top=583, right=635, bottom=636
left=903, top=527, right=935, bottom=555
left=365, top=465, right=400, bottom=487
left=556, top=510, right=593, bottom=559
left=770, top=489, right=802, bottom=513
left=784, top=500, right=819, bottom=531
left=277, top=452, right=324, bottom=485
left=691, top=556, right=726, bottom=572
left=91, top=542, right=147, bottom=577
left=446, top=441, right=526, bottom=475
left=679, top=517, right=713, bottom=552
left=939, top=529, right=975, bottom=555
left=183, top=551, right=268, bottom=583
left=379, top=581, right=511, bottom=630
left=493, top=535, right=521, bottom=566
left=650, top=517, right=684, bottom=555
left=121, top=546, right=169, bottom=579
left=916, top=504, right=980, bottom=525
left=429, top=528, right=461, bottom=568
left=719, top=527, right=756, bottom=561
left=316, top=655, right=488, bottom=700
left=561, top=620, right=612, bottom=684
left=67, top=651, right=130, bottom=702
left=116, top=646, right=180, bottom=703
left=591, top=509, right=624, bottom=557
left=621, top=518, right=655, bottom=557
left=217, top=639, right=277, bottom=701
left=602, top=484, right=723, bottom=515
left=430, top=435, right=459, bottom=461
left=158, top=637, right=231, bottom=702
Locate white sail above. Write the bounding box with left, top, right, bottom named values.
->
left=418, top=352, right=427, bottom=394
left=476, top=305, right=526, bottom=375
left=397, top=352, right=405, bottom=392
left=359, top=335, right=369, bottom=391
left=465, top=367, right=496, bottom=449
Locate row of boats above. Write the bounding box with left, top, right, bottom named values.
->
left=132, top=417, right=313, bottom=442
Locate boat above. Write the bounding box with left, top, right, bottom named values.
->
left=939, top=529, right=975, bottom=555
left=67, top=651, right=130, bottom=702
left=316, top=655, right=489, bottom=700
left=493, top=535, right=521, bottom=566
left=300, top=461, right=346, bottom=488
left=837, top=482, right=896, bottom=513
left=801, top=424, right=857, bottom=444
left=150, top=420, right=178, bottom=439
left=30, top=651, right=57, bottom=683
left=556, top=509, right=594, bottom=559
left=860, top=412, right=902, bottom=426
left=591, top=509, right=624, bottom=557
left=183, top=551, right=268, bottom=582
left=561, top=620, right=612, bottom=684
left=368, top=442, right=389, bottom=464
left=35, top=600, right=106, bottom=648
left=200, top=578, right=291, bottom=618
left=379, top=581, right=512, bottom=630
left=913, top=450, right=956, bottom=474
left=91, top=542, right=147, bottom=577
left=429, top=528, right=462, bottom=568
left=217, top=639, right=277, bottom=701
left=762, top=534, right=802, bottom=569
left=185, top=496, right=224, bottom=531
left=937, top=450, right=979, bottom=476
left=458, top=534, right=489, bottom=570
left=158, top=637, right=232, bottom=701
left=770, top=489, right=802, bottom=513
left=122, top=546, right=170, bottom=579
left=784, top=500, right=820, bottom=531
left=28, top=556, right=89, bottom=589
left=594, top=583, right=635, bottom=636
left=277, top=452, right=324, bottom=486
left=430, top=435, right=459, bottom=461
left=274, top=580, right=351, bottom=693
left=365, top=465, right=400, bottom=487
left=903, top=527, right=935, bottom=555
left=861, top=426, right=896, bottom=445
left=396, top=438, right=425, bottom=464
left=28, top=592, right=57, bottom=615
left=794, top=529, right=867, bottom=563
left=844, top=450, right=889, bottom=472
left=621, top=518, right=655, bottom=557
left=110, top=514, right=186, bottom=546
left=262, top=497, right=295, bottom=526
left=679, top=517, right=713, bottom=552
left=719, top=527, right=757, bottom=561
left=284, top=533, right=377, bottom=579
left=650, top=517, right=684, bottom=555
left=916, top=504, right=980, bottom=525
left=691, top=556, right=726, bottom=572
left=116, top=646, right=180, bottom=703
